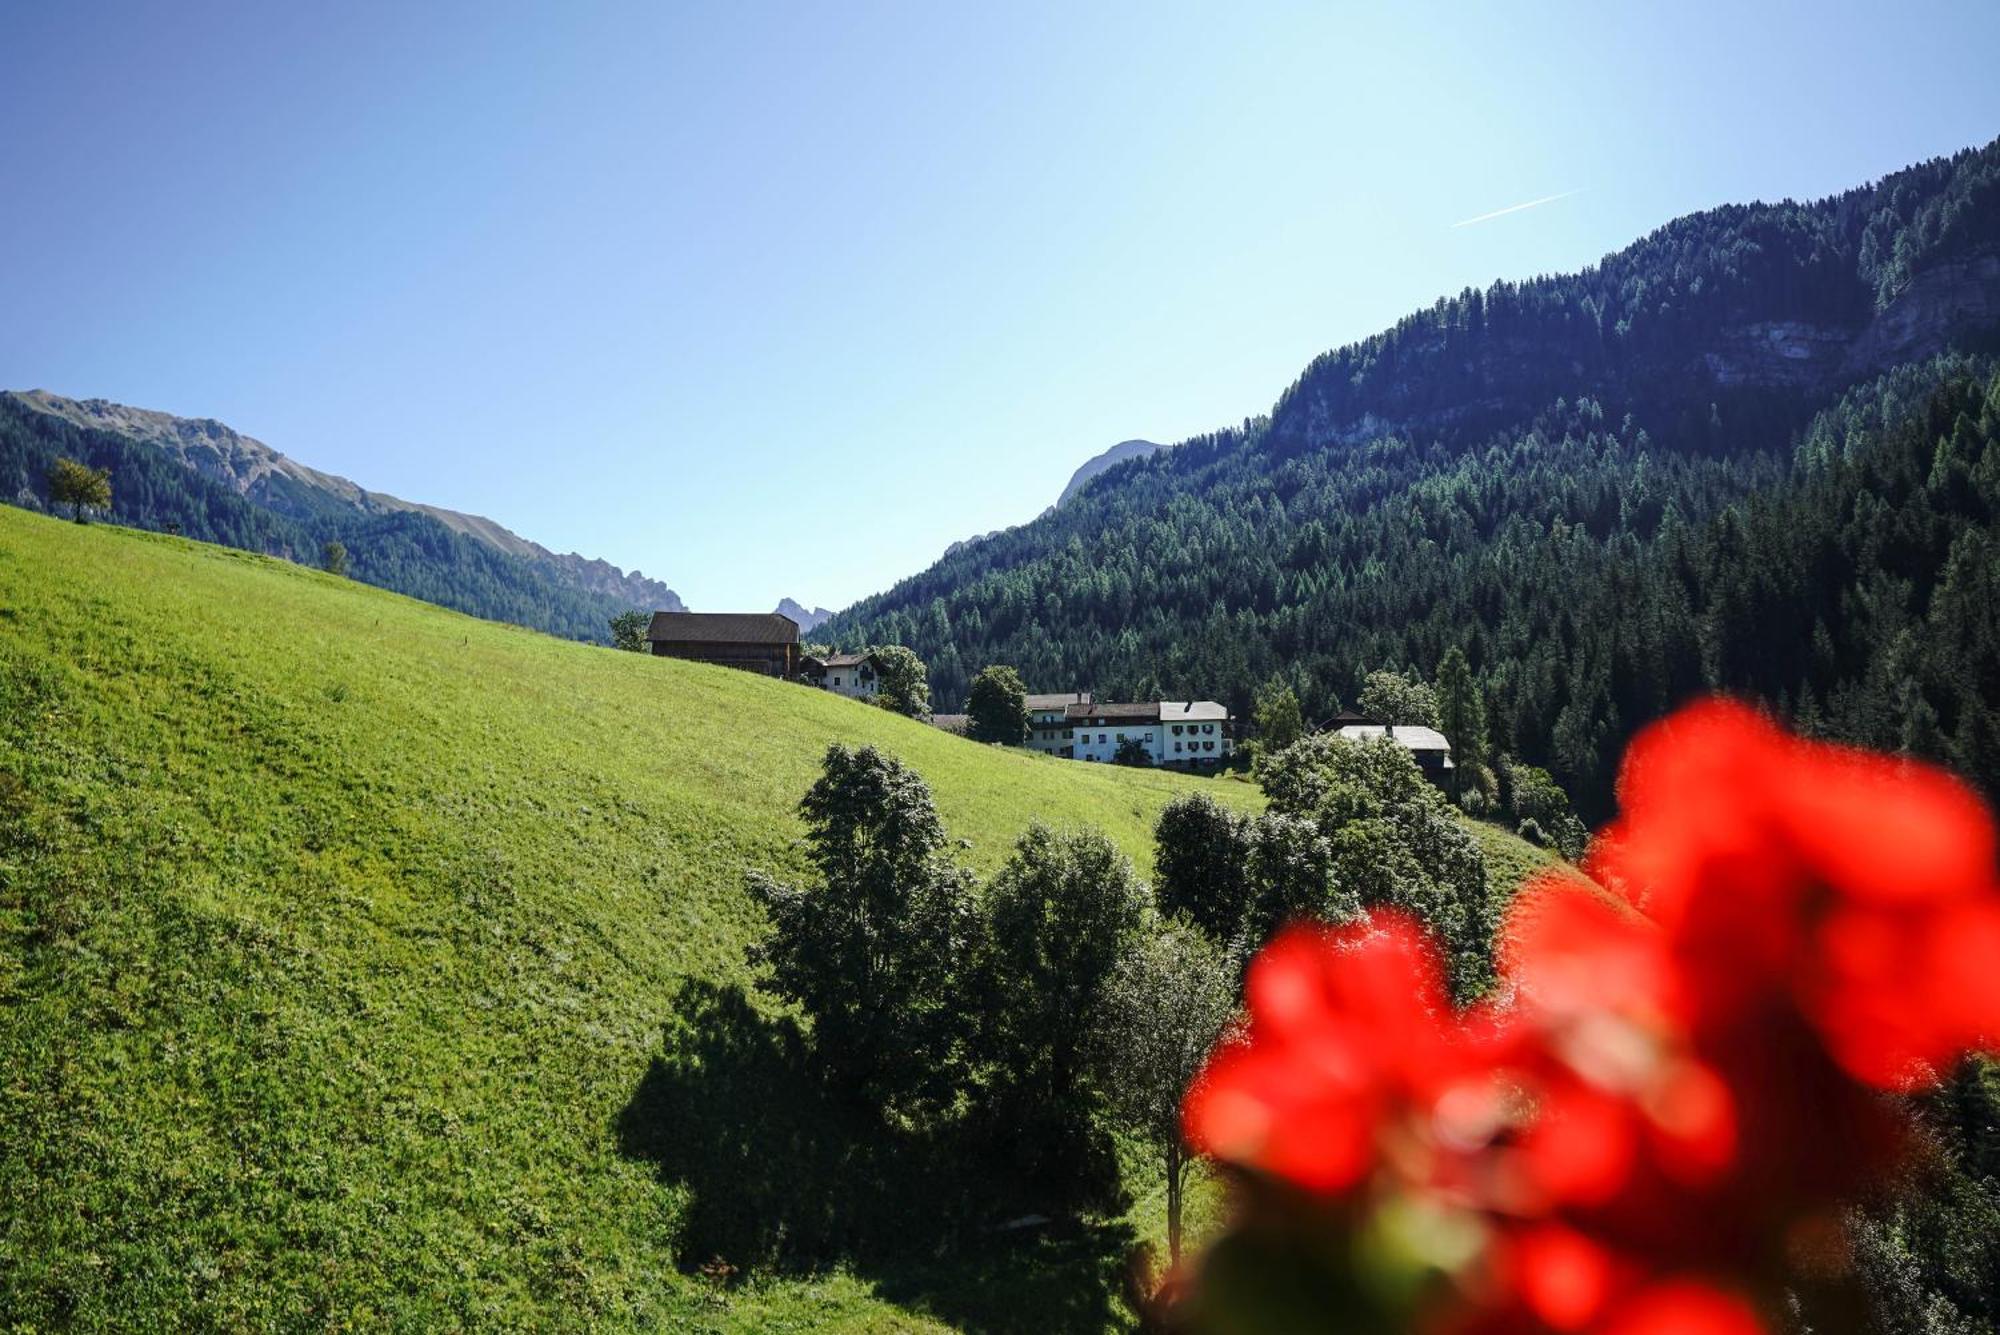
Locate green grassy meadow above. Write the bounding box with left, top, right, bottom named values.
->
left=0, top=507, right=1562, bottom=1331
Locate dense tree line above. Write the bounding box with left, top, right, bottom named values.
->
left=736, top=733, right=1499, bottom=1278
left=0, top=396, right=643, bottom=642
left=829, top=359, right=2000, bottom=823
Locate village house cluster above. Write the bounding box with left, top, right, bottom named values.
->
left=638, top=610, right=1453, bottom=778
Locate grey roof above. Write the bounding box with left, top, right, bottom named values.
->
left=1025, top=691, right=1092, bottom=711
left=819, top=652, right=872, bottom=668
left=645, top=611, right=798, bottom=645
left=1161, top=700, right=1230, bottom=721
left=1066, top=700, right=1164, bottom=723
left=1334, top=723, right=1453, bottom=758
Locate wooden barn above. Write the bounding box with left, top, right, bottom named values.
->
left=643, top=611, right=800, bottom=677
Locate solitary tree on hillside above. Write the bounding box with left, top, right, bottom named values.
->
left=869, top=645, right=931, bottom=718
left=321, top=540, right=349, bottom=577
left=1092, top=917, right=1236, bottom=1267
left=48, top=457, right=111, bottom=523
left=609, top=610, right=648, bottom=652
left=746, top=744, right=977, bottom=1117
left=965, top=665, right=1029, bottom=744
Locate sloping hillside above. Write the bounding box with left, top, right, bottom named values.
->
left=0, top=507, right=1268, bottom=1330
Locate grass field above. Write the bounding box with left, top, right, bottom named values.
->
left=0, top=507, right=1565, bottom=1331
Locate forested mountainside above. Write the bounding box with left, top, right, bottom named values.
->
left=0, top=391, right=682, bottom=641
left=826, top=138, right=2000, bottom=819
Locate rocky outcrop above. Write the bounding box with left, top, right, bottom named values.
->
left=774, top=598, right=833, bottom=632
left=1058, top=439, right=1164, bottom=506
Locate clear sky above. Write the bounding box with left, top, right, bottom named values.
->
left=5, top=2, right=1997, bottom=611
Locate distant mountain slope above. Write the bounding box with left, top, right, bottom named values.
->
left=825, top=137, right=2000, bottom=816
left=1058, top=438, right=1164, bottom=506
left=0, top=390, right=683, bottom=639
left=0, top=505, right=1265, bottom=1329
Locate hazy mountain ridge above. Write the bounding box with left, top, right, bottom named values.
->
left=4, top=390, right=687, bottom=615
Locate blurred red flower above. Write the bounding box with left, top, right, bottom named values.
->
left=1178, top=698, right=2000, bottom=1334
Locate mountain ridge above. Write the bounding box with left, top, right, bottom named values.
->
left=3, top=389, right=687, bottom=616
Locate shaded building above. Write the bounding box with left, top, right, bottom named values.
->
left=644, top=611, right=799, bottom=677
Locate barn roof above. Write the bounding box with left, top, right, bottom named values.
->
left=645, top=611, right=799, bottom=644
left=1334, top=723, right=1453, bottom=756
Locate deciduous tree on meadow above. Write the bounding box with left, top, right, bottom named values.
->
left=1092, top=917, right=1236, bottom=1266
left=1152, top=792, right=1252, bottom=941
left=973, top=824, right=1149, bottom=1200
left=746, top=744, right=977, bottom=1118
left=868, top=645, right=931, bottom=718
left=608, top=609, right=648, bottom=652
left=965, top=664, right=1029, bottom=744
left=47, top=457, right=110, bottom=523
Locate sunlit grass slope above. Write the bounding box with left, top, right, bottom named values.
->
left=0, top=507, right=1264, bottom=1331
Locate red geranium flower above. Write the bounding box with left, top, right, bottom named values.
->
left=1184, top=914, right=1507, bottom=1193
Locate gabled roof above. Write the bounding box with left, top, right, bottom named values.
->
left=645, top=611, right=798, bottom=645
left=1066, top=701, right=1163, bottom=723
left=1161, top=700, right=1230, bottom=721
left=818, top=651, right=872, bottom=668
left=1334, top=723, right=1453, bottom=756
left=1025, top=691, right=1092, bottom=711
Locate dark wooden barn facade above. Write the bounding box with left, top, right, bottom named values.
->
left=644, top=611, right=800, bottom=677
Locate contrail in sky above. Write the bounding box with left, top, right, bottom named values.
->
left=1451, top=188, right=1584, bottom=228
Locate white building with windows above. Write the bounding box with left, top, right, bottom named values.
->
left=1061, top=699, right=1232, bottom=767
left=1026, top=691, right=1092, bottom=756
left=803, top=652, right=879, bottom=700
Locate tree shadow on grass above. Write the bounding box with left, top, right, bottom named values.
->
left=616, top=979, right=1133, bottom=1334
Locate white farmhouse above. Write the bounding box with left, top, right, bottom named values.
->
left=1025, top=692, right=1092, bottom=756
left=1063, top=699, right=1232, bottom=767
left=803, top=652, right=879, bottom=700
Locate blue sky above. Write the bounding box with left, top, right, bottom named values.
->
left=4, top=2, right=1997, bottom=611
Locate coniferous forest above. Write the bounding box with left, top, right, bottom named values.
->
left=826, top=138, right=2000, bottom=821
